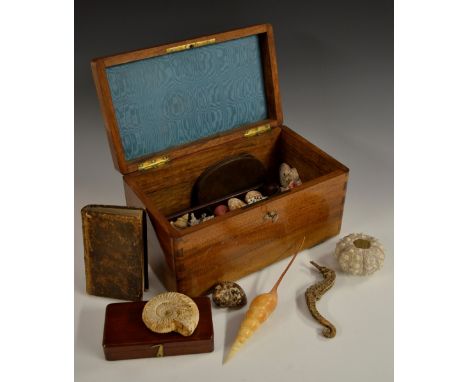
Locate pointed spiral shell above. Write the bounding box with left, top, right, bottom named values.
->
left=227, top=292, right=278, bottom=361
left=142, top=292, right=199, bottom=336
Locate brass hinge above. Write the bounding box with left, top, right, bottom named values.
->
left=166, top=38, right=216, bottom=53
left=138, top=156, right=170, bottom=171
left=151, top=344, right=164, bottom=357
left=244, top=124, right=271, bottom=138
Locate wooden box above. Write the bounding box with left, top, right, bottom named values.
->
left=91, top=24, right=349, bottom=297
left=103, top=298, right=214, bottom=360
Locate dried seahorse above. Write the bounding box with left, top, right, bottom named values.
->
left=305, top=261, right=336, bottom=338
left=225, top=237, right=305, bottom=363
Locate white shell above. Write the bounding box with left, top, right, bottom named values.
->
left=142, top=292, right=200, bottom=336
left=188, top=213, right=200, bottom=226
left=245, top=190, right=265, bottom=204
left=228, top=198, right=246, bottom=211
left=171, top=213, right=189, bottom=229
left=335, top=233, right=385, bottom=276
left=279, top=162, right=302, bottom=191
left=200, top=214, right=214, bottom=222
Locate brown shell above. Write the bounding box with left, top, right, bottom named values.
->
left=212, top=281, right=247, bottom=308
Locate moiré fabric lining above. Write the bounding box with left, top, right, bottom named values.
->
left=106, top=35, right=268, bottom=161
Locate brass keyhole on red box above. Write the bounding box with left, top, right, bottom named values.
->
left=152, top=344, right=164, bottom=357
left=264, top=211, right=278, bottom=222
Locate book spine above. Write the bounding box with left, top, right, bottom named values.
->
left=81, top=208, right=94, bottom=295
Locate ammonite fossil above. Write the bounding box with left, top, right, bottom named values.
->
left=142, top=292, right=199, bottom=336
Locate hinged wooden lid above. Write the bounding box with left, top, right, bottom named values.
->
left=91, top=24, right=282, bottom=174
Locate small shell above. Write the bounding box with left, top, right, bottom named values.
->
left=188, top=213, right=200, bottom=226
left=245, top=190, right=265, bottom=204
left=200, top=213, right=214, bottom=222
left=228, top=198, right=246, bottom=211
left=279, top=163, right=292, bottom=188
left=279, top=162, right=302, bottom=191
left=142, top=292, right=199, bottom=336
left=212, top=281, right=247, bottom=308
left=171, top=213, right=189, bottom=229
left=214, top=205, right=228, bottom=216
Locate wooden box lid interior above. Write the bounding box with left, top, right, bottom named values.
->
left=92, top=24, right=282, bottom=174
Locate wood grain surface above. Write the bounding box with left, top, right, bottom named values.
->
left=92, top=24, right=349, bottom=296
left=91, top=24, right=281, bottom=174
left=103, top=297, right=214, bottom=360
left=124, top=125, right=348, bottom=296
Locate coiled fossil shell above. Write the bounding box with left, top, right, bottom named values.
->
left=228, top=198, right=246, bottom=211
left=335, top=233, right=385, bottom=276
left=212, top=281, right=247, bottom=308
left=245, top=190, right=265, bottom=204
left=142, top=292, right=200, bottom=336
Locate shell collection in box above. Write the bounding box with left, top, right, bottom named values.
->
left=170, top=190, right=268, bottom=229
left=170, top=162, right=301, bottom=229
left=170, top=212, right=214, bottom=229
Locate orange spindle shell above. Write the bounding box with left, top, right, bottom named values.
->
left=224, top=237, right=305, bottom=363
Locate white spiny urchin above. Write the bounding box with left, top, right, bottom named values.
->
left=335, top=233, right=385, bottom=276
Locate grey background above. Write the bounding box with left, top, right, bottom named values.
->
left=75, top=1, right=393, bottom=381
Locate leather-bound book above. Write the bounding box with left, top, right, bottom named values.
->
left=81, top=205, right=148, bottom=301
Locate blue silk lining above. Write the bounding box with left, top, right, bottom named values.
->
left=106, top=35, right=268, bottom=161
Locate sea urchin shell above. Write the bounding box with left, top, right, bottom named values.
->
left=335, top=233, right=385, bottom=276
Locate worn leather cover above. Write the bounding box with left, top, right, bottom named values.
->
left=102, top=298, right=214, bottom=360
left=192, top=153, right=267, bottom=206
left=81, top=205, right=147, bottom=301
